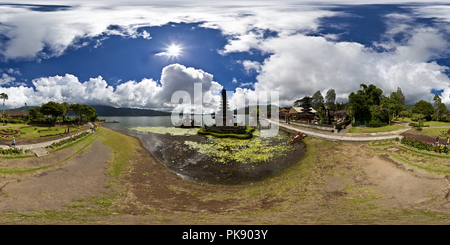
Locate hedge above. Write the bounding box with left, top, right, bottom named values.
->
left=197, top=127, right=254, bottom=139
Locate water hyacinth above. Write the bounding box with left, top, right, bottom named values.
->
left=183, top=131, right=297, bottom=164
left=130, top=126, right=199, bottom=136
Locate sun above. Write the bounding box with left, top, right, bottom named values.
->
left=166, top=44, right=181, bottom=57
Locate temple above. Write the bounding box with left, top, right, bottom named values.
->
left=215, top=88, right=234, bottom=126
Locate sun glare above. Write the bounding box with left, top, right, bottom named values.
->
left=167, top=44, right=181, bottom=57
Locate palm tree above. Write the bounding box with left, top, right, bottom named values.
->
left=0, top=93, right=8, bottom=125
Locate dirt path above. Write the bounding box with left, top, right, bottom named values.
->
left=357, top=154, right=448, bottom=208
left=0, top=136, right=112, bottom=213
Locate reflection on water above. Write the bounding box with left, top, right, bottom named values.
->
left=101, top=116, right=306, bottom=185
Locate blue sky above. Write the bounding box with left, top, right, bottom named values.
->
left=1, top=1, right=450, bottom=112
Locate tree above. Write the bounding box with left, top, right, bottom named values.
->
left=61, top=101, right=70, bottom=121
left=298, top=96, right=313, bottom=114
left=325, top=89, right=336, bottom=111
left=69, top=103, right=96, bottom=123
left=317, top=106, right=327, bottom=124
left=311, top=90, right=324, bottom=110
left=395, top=87, right=405, bottom=105
left=411, top=100, right=434, bottom=120
left=399, top=110, right=409, bottom=122
left=349, top=84, right=382, bottom=124
left=29, top=107, right=42, bottom=120
left=381, top=92, right=404, bottom=123
left=433, top=93, right=446, bottom=121
left=40, top=101, right=66, bottom=124
left=0, top=93, right=8, bottom=125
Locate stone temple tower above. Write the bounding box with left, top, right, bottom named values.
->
left=215, top=88, right=233, bottom=126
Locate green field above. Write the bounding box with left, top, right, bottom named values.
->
left=348, top=124, right=404, bottom=133
left=423, top=121, right=450, bottom=127
left=0, top=125, right=85, bottom=140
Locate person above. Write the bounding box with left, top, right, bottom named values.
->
left=447, top=137, right=449, bottom=146
left=64, top=129, right=67, bottom=135
left=436, top=136, right=440, bottom=146
left=67, top=128, right=70, bottom=134
left=12, top=137, right=15, bottom=149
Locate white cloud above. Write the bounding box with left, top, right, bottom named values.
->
left=0, top=63, right=223, bottom=111
left=242, top=60, right=261, bottom=74
left=0, top=73, right=16, bottom=85
left=250, top=31, right=450, bottom=106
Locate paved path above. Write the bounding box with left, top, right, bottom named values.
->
left=0, top=122, right=95, bottom=151
left=266, top=119, right=414, bottom=142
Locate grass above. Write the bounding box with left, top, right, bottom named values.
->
left=423, top=121, right=450, bottom=127
left=0, top=130, right=99, bottom=176
left=407, top=128, right=450, bottom=138
left=365, top=141, right=450, bottom=175
left=100, top=126, right=140, bottom=178
left=348, top=124, right=404, bottom=133
left=0, top=124, right=84, bottom=140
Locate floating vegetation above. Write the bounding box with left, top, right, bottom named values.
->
left=130, top=126, right=199, bottom=136
left=184, top=130, right=297, bottom=164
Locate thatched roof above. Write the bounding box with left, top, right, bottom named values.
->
left=5, top=110, right=29, bottom=117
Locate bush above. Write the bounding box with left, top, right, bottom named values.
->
left=46, top=131, right=91, bottom=149
left=400, top=135, right=449, bottom=154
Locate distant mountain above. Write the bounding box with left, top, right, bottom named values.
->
left=91, top=105, right=171, bottom=117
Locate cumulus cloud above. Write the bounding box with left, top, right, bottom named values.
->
left=0, top=63, right=223, bottom=111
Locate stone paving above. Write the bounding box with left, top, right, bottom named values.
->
left=266, top=119, right=414, bottom=142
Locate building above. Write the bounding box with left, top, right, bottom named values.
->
left=288, top=107, right=316, bottom=123
left=5, top=110, right=29, bottom=119
left=330, top=110, right=349, bottom=122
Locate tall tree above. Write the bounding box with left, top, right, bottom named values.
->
left=0, top=93, right=8, bottom=125
left=381, top=92, right=404, bottom=123
left=395, top=87, right=405, bottom=105
left=433, top=94, right=443, bottom=121
left=311, top=90, right=324, bottom=110
left=325, top=88, right=336, bottom=111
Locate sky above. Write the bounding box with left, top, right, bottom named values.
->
left=1, top=1, right=450, bottom=113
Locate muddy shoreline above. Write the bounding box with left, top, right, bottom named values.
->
left=102, top=125, right=307, bottom=185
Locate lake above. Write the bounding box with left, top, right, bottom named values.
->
left=100, top=116, right=306, bottom=185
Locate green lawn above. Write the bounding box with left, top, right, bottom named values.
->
left=348, top=124, right=404, bottom=133
left=423, top=121, right=450, bottom=127
left=407, top=128, right=450, bottom=138
left=0, top=125, right=85, bottom=140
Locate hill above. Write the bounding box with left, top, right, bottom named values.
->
left=91, top=105, right=171, bottom=117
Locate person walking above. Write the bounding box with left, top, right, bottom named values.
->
left=12, top=137, right=15, bottom=149
left=447, top=137, right=449, bottom=146
left=436, top=136, right=440, bottom=146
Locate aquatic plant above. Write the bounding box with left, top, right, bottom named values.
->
left=184, top=131, right=297, bottom=164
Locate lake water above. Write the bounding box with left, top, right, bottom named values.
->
left=100, top=116, right=306, bottom=185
